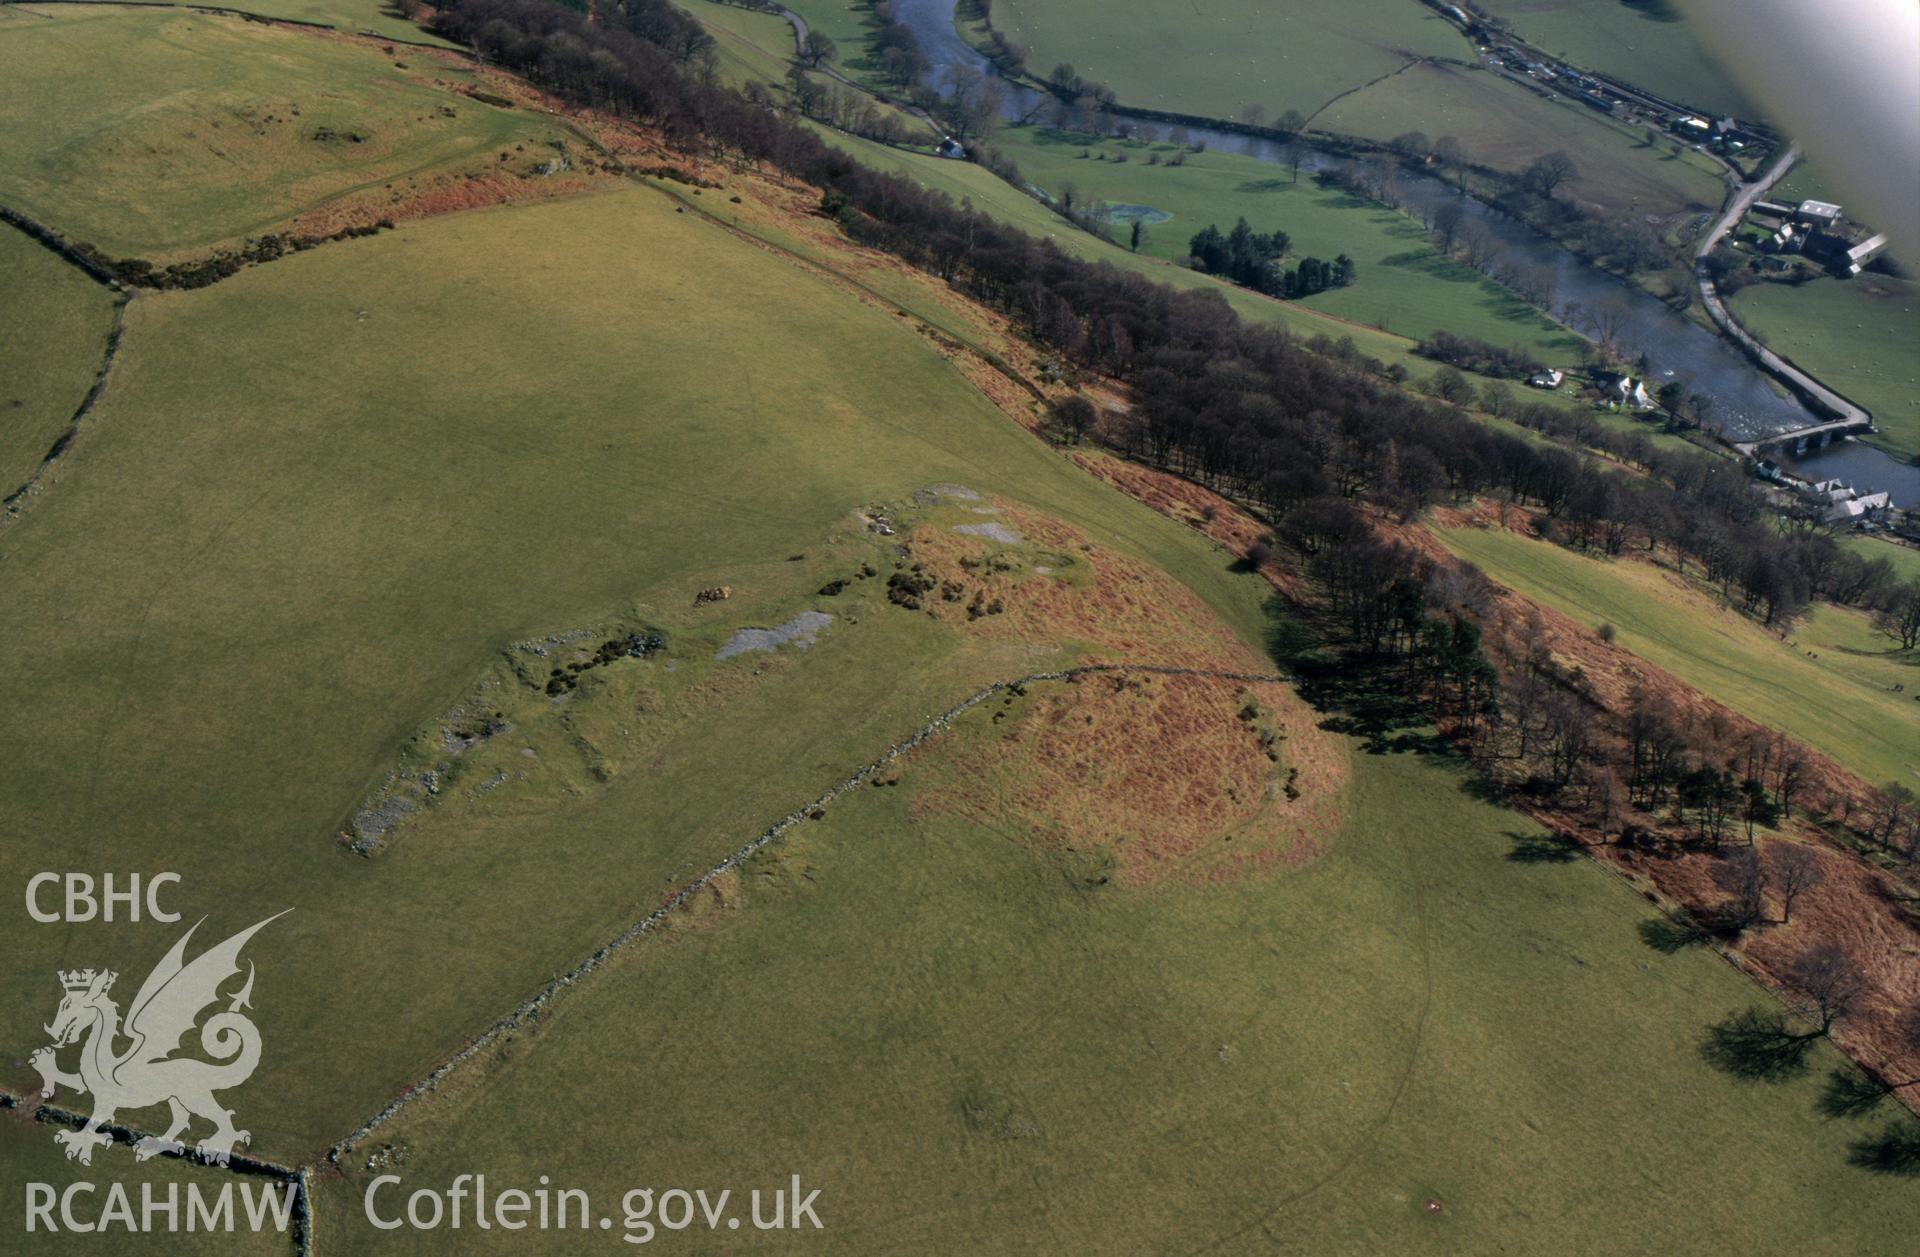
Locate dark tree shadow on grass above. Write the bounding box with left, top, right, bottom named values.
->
left=1458, top=773, right=1511, bottom=805
left=1819, top=1067, right=1898, bottom=1119
left=1297, top=668, right=1446, bottom=755
left=1700, top=1009, right=1815, bottom=1081
left=1848, top=1122, right=1920, bottom=1176
left=1507, top=830, right=1582, bottom=863
left=1260, top=597, right=1448, bottom=755
left=1637, top=912, right=1715, bottom=953
left=1261, top=595, right=1321, bottom=668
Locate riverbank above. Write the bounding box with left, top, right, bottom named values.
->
left=898, top=0, right=1915, bottom=498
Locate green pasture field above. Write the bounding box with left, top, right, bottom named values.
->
left=679, top=0, right=804, bottom=89
left=1469, top=0, right=1754, bottom=118
left=0, top=5, right=572, bottom=258
left=0, top=225, right=118, bottom=493
left=1728, top=275, right=1920, bottom=462
left=1771, top=158, right=1846, bottom=209
left=1319, top=61, right=1727, bottom=222
left=1844, top=535, right=1920, bottom=586
left=679, top=3, right=1593, bottom=385
left=12, top=0, right=454, bottom=44
left=990, top=125, right=1584, bottom=359
left=310, top=707, right=1917, bottom=1255
left=199, top=0, right=454, bottom=45
left=993, top=0, right=1462, bottom=120
left=807, top=127, right=1431, bottom=371
left=674, top=1, right=934, bottom=141
left=1436, top=524, right=1918, bottom=786
left=0, top=182, right=1287, bottom=1164
left=777, top=0, right=890, bottom=88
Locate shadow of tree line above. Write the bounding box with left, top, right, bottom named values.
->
left=1691, top=991, right=1920, bottom=1176
left=1263, top=589, right=1920, bottom=1174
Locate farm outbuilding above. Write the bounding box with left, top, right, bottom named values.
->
left=1795, top=199, right=1843, bottom=228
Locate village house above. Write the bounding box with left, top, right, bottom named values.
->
left=1826, top=492, right=1893, bottom=525
left=1802, top=478, right=1894, bottom=525
left=1604, top=375, right=1655, bottom=411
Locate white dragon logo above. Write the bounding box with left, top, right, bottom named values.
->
left=30, top=913, right=287, bottom=1166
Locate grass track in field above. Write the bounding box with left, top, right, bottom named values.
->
left=310, top=724, right=1919, bottom=1256
left=777, top=0, right=898, bottom=94
left=988, top=125, right=1584, bottom=359
left=1318, top=62, right=1726, bottom=222
left=1469, top=0, right=1753, bottom=118
left=1435, top=524, right=1919, bottom=786
left=0, top=183, right=1281, bottom=1158
left=1728, top=275, right=1920, bottom=463
left=995, top=0, right=1462, bottom=120
left=0, top=5, right=570, bottom=257
left=0, top=225, right=118, bottom=492
left=678, top=0, right=809, bottom=89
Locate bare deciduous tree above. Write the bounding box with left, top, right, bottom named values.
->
left=1713, top=847, right=1767, bottom=929
left=1874, top=580, right=1920, bottom=650
left=1769, top=842, right=1824, bottom=924
left=1430, top=135, right=1465, bottom=189
left=1431, top=199, right=1464, bottom=254
left=1788, top=943, right=1865, bottom=1037
left=1771, top=736, right=1809, bottom=818
left=1876, top=783, right=1918, bottom=853
left=1522, top=150, right=1578, bottom=196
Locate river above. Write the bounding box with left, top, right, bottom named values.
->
left=890, top=0, right=1918, bottom=505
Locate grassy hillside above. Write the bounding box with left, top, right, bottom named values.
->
left=19, top=0, right=455, bottom=43
left=1469, top=0, right=1754, bottom=118
left=989, top=125, right=1584, bottom=359
left=0, top=225, right=118, bottom=494
left=1319, top=61, right=1727, bottom=222
left=312, top=711, right=1915, bottom=1255
left=0, top=5, right=575, bottom=257
left=0, top=181, right=1285, bottom=1159
left=1436, top=523, right=1919, bottom=786
left=994, top=0, right=1463, bottom=119
left=1728, top=275, right=1920, bottom=461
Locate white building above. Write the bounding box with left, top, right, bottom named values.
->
left=1795, top=199, right=1843, bottom=229
left=1606, top=375, right=1655, bottom=410
left=1826, top=492, right=1892, bottom=524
